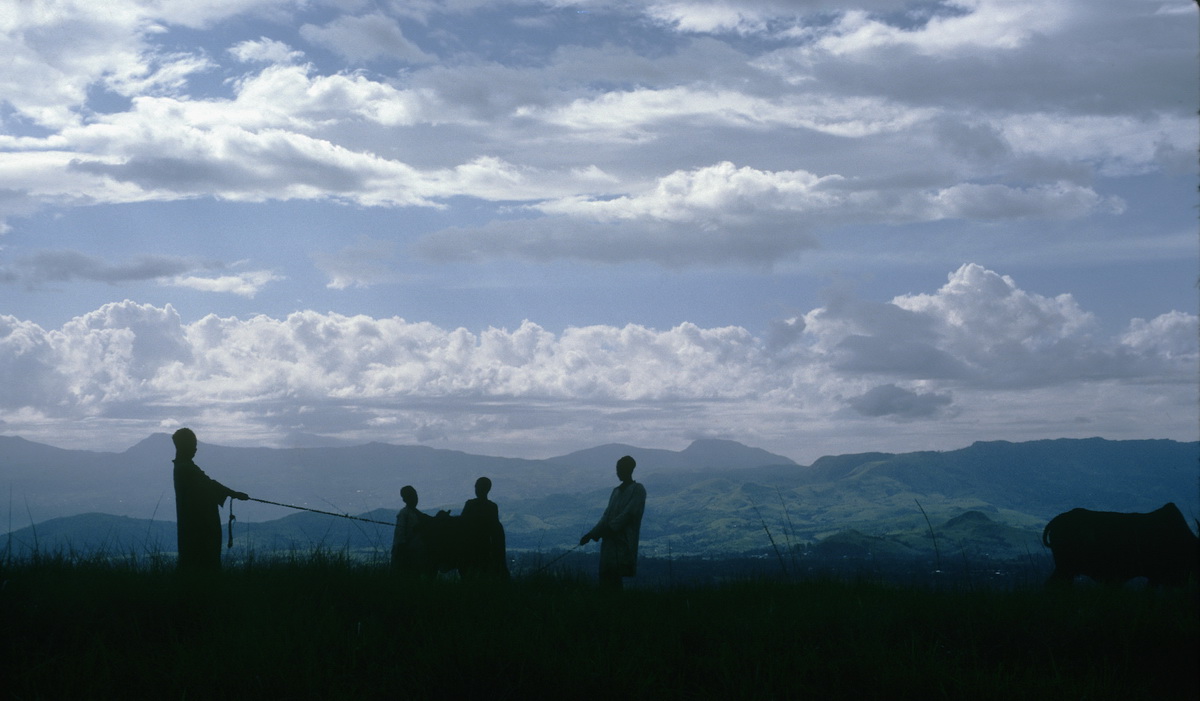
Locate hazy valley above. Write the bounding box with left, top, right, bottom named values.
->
left=3, top=435, right=1196, bottom=567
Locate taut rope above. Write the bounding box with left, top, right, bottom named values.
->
left=246, top=496, right=396, bottom=527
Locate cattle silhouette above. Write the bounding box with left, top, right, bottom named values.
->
left=423, top=511, right=508, bottom=579
left=1042, top=502, right=1198, bottom=587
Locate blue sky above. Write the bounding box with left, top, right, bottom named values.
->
left=0, top=0, right=1196, bottom=464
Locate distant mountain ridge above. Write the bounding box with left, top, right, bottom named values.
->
left=2, top=435, right=1196, bottom=558
left=0, top=433, right=796, bottom=526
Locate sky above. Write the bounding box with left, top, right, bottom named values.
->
left=0, top=0, right=1196, bottom=465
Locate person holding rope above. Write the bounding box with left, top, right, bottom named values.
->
left=172, top=428, right=248, bottom=574
left=579, top=455, right=646, bottom=590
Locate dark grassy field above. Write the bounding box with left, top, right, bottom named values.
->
left=2, top=553, right=1196, bottom=700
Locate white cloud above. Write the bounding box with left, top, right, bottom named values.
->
left=229, top=38, right=304, bottom=65
left=0, top=265, right=1194, bottom=455
left=998, top=113, right=1197, bottom=177
left=534, top=161, right=840, bottom=222
left=0, top=0, right=1190, bottom=260
left=166, top=270, right=284, bottom=297
left=806, top=263, right=1189, bottom=388
left=1120, top=310, right=1199, bottom=361
left=418, top=164, right=1119, bottom=265
left=539, top=163, right=1115, bottom=225
left=0, top=0, right=296, bottom=128
left=0, top=0, right=1194, bottom=460
left=646, top=2, right=773, bottom=34
left=527, top=87, right=935, bottom=139
left=929, top=181, right=1122, bottom=220
left=299, top=14, right=433, bottom=64
left=806, top=0, right=1071, bottom=56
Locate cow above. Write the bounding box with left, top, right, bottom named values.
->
left=422, top=511, right=509, bottom=580
left=1041, top=502, right=1198, bottom=588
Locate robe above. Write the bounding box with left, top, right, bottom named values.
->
left=592, top=480, right=647, bottom=577
left=173, top=459, right=238, bottom=573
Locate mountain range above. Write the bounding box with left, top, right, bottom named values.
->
left=2, top=434, right=1196, bottom=560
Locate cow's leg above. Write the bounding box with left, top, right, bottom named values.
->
left=1045, top=566, right=1073, bottom=588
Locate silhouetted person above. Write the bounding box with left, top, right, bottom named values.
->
left=392, top=485, right=434, bottom=577
left=580, top=455, right=646, bottom=590
left=172, top=428, right=248, bottom=574
left=459, top=477, right=509, bottom=580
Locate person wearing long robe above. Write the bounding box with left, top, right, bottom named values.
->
left=580, top=455, right=646, bottom=589
left=172, top=428, right=248, bottom=574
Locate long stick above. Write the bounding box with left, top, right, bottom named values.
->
left=915, top=498, right=942, bottom=571
left=751, top=498, right=788, bottom=578
left=530, top=542, right=584, bottom=576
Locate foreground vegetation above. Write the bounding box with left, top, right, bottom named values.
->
left=2, top=552, right=1196, bottom=700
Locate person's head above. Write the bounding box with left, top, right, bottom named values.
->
left=616, top=455, right=636, bottom=483
left=400, top=485, right=418, bottom=507
left=172, top=428, right=198, bottom=460
left=474, top=476, right=492, bottom=499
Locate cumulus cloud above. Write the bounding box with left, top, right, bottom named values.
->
left=229, top=38, right=304, bottom=65
left=1120, top=310, right=1199, bottom=361
left=0, top=265, right=1194, bottom=454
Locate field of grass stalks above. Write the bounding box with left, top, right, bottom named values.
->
left=2, top=551, right=1196, bottom=700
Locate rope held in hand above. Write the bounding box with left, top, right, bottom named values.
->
left=235, top=496, right=587, bottom=577
left=227, top=499, right=236, bottom=549
left=246, top=496, right=396, bottom=526
left=529, top=542, right=585, bottom=575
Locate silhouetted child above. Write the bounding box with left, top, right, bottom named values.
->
left=459, top=477, right=509, bottom=580
left=392, top=485, right=434, bottom=577
left=172, top=427, right=248, bottom=574
left=579, top=455, right=645, bottom=590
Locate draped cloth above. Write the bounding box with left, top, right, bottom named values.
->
left=593, top=480, right=647, bottom=577
left=173, top=459, right=239, bottom=573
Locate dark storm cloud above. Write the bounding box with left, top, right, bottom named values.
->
left=13, top=250, right=196, bottom=284
left=846, top=383, right=953, bottom=419
left=69, top=149, right=371, bottom=196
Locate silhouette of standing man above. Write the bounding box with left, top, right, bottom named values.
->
left=580, top=455, right=646, bottom=589
left=172, top=428, right=248, bottom=574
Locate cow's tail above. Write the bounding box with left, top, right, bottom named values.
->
left=1041, top=515, right=1057, bottom=549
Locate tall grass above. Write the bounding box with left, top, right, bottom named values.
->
left=1, top=551, right=1195, bottom=700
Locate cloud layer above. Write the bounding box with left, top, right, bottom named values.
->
left=1, top=0, right=1192, bottom=265
left=0, top=2, right=1194, bottom=461
left=1, top=264, right=1193, bottom=460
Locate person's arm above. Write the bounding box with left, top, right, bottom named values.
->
left=216, top=480, right=249, bottom=501
left=580, top=494, right=616, bottom=545
left=194, top=465, right=248, bottom=505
